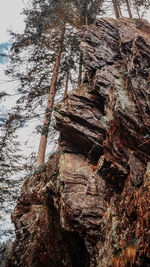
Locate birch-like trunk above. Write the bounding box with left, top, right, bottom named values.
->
left=36, top=25, right=65, bottom=168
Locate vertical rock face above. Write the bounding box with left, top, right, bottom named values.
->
left=10, top=18, right=150, bottom=267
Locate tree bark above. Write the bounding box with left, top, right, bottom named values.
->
left=112, top=0, right=120, bottom=18
left=78, top=53, right=83, bottom=87
left=136, top=6, right=140, bottom=18
left=85, top=15, right=88, bottom=26
left=77, top=2, right=88, bottom=88
left=36, top=25, right=65, bottom=168
left=118, top=3, right=122, bottom=17
left=133, top=0, right=140, bottom=18
left=63, top=65, right=70, bottom=99
left=125, top=0, right=132, bottom=18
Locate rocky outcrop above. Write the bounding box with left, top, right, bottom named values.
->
left=10, top=18, right=150, bottom=267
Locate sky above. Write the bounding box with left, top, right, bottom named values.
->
left=0, top=0, right=26, bottom=43
left=0, top=1, right=27, bottom=243
left=0, top=2, right=41, bottom=243
left=0, top=0, right=56, bottom=163
left=0, top=0, right=27, bottom=63
left=0, top=1, right=41, bottom=158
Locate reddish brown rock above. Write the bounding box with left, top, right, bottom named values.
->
left=10, top=154, right=90, bottom=267
left=10, top=18, right=150, bottom=267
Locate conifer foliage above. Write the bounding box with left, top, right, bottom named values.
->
left=6, top=0, right=105, bottom=168
left=3, top=0, right=150, bottom=172
left=0, top=112, right=23, bottom=177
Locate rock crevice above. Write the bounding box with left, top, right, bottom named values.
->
left=9, top=18, right=150, bottom=267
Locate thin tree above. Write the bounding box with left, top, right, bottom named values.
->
left=133, top=0, right=141, bottom=18
left=118, top=2, right=123, bottom=17
left=78, top=53, right=83, bottom=87
left=125, top=0, right=132, bottom=18
left=36, top=0, right=105, bottom=166
left=6, top=0, right=105, bottom=169
left=112, top=0, right=120, bottom=18
left=74, top=0, right=104, bottom=87
left=63, top=63, right=70, bottom=99
left=36, top=24, right=66, bottom=167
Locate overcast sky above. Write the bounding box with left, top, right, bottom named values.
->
left=0, top=0, right=26, bottom=43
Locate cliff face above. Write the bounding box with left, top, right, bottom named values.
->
left=10, top=18, right=150, bottom=267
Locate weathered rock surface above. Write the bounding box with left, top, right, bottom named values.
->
left=9, top=18, right=150, bottom=267
left=10, top=155, right=90, bottom=267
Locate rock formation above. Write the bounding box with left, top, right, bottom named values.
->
left=9, top=18, right=150, bottom=267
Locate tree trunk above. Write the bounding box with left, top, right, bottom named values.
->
left=78, top=53, right=82, bottom=87
left=125, top=0, right=132, bottom=18
left=136, top=6, right=141, bottom=18
left=36, top=25, right=65, bottom=168
left=133, top=0, right=140, bottom=18
left=112, top=0, right=120, bottom=18
left=118, top=3, right=122, bottom=17
left=85, top=15, right=88, bottom=26
left=77, top=6, right=88, bottom=88
left=63, top=65, right=70, bottom=99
